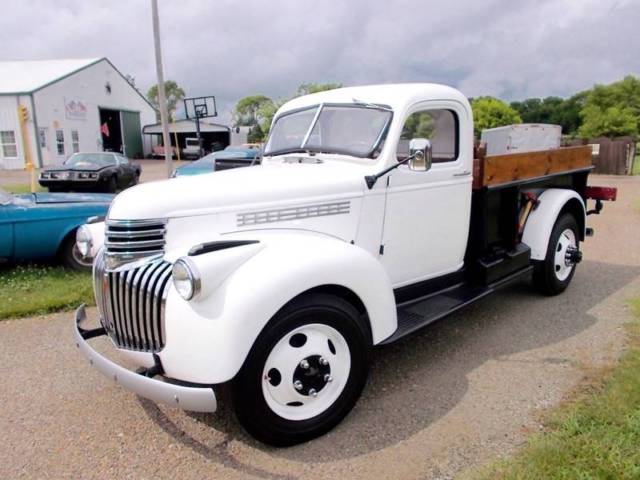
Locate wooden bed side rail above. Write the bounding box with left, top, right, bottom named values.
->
left=472, top=145, right=592, bottom=189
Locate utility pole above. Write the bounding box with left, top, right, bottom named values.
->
left=151, top=0, right=173, bottom=178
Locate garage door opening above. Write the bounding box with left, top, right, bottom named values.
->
left=99, top=108, right=143, bottom=158
left=99, top=108, right=123, bottom=153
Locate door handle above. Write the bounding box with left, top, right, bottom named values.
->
left=453, top=171, right=471, bottom=177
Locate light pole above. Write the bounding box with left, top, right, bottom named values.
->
left=151, top=0, right=173, bottom=178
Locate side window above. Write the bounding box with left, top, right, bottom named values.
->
left=397, top=109, right=458, bottom=163
left=55, top=129, right=65, bottom=155
left=71, top=130, right=79, bottom=153
left=0, top=130, right=18, bottom=158
left=38, top=128, right=47, bottom=149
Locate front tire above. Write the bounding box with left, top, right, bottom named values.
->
left=61, top=234, right=93, bottom=271
left=533, top=213, right=580, bottom=295
left=232, top=293, right=371, bottom=446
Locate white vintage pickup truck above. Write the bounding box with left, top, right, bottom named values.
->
left=74, top=84, right=616, bottom=446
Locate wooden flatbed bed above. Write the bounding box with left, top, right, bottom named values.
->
left=473, top=145, right=593, bottom=190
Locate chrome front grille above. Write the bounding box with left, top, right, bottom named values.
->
left=94, top=252, right=172, bottom=352
left=105, top=219, right=166, bottom=267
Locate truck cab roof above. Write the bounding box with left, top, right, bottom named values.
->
left=276, top=83, right=471, bottom=119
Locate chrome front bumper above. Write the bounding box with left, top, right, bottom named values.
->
left=74, top=305, right=217, bottom=413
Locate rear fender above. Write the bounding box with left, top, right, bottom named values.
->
left=160, top=232, right=397, bottom=384
left=521, top=189, right=586, bottom=260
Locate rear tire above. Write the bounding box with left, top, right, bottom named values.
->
left=532, top=213, right=580, bottom=296
left=232, top=293, right=371, bottom=447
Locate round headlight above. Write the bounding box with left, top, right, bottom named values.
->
left=76, top=225, right=93, bottom=257
left=172, top=258, right=201, bottom=300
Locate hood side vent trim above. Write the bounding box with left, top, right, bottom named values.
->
left=237, top=201, right=350, bottom=227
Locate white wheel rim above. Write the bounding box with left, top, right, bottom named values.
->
left=261, top=323, right=351, bottom=421
left=554, top=228, right=577, bottom=281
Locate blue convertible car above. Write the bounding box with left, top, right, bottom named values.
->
left=0, top=187, right=112, bottom=270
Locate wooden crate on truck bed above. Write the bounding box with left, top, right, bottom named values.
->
left=473, top=145, right=593, bottom=190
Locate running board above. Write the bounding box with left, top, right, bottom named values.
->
left=380, top=266, right=533, bottom=345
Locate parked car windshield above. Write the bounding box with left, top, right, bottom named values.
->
left=264, top=104, right=392, bottom=158
left=0, top=187, right=12, bottom=205
left=64, top=153, right=115, bottom=167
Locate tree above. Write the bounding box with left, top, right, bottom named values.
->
left=232, top=95, right=276, bottom=140
left=247, top=123, right=264, bottom=143
left=233, top=95, right=274, bottom=126
left=553, top=92, right=587, bottom=136
left=295, top=82, right=342, bottom=97
left=232, top=83, right=343, bottom=141
left=510, top=94, right=586, bottom=135
left=578, top=75, right=640, bottom=138
left=579, top=105, right=637, bottom=138
left=471, top=97, right=522, bottom=138
left=146, top=80, right=186, bottom=121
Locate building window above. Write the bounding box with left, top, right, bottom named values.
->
left=71, top=130, right=80, bottom=153
left=38, top=128, right=47, bottom=148
left=56, top=129, right=65, bottom=155
left=0, top=131, right=18, bottom=158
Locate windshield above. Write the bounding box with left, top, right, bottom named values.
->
left=65, top=153, right=115, bottom=167
left=264, top=104, right=392, bottom=158
left=0, top=187, right=13, bottom=205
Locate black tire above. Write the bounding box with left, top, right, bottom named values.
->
left=131, top=171, right=140, bottom=187
left=232, top=293, right=371, bottom=447
left=532, top=213, right=580, bottom=296
left=106, top=175, right=118, bottom=193
left=61, top=233, right=93, bottom=271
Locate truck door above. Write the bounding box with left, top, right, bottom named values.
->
left=380, top=103, right=473, bottom=287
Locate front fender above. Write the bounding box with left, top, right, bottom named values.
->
left=160, top=232, right=397, bottom=384
left=521, top=188, right=586, bottom=260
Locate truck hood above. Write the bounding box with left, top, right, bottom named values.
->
left=108, top=162, right=368, bottom=220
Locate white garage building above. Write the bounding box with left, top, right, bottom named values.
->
left=0, top=57, right=156, bottom=170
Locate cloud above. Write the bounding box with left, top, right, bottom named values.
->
left=1, top=0, right=638, bottom=122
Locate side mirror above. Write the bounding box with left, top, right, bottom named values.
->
left=408, top=138, right=432, bottom=172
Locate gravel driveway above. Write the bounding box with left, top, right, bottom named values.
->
left=1, top=175, right=639, bottom=480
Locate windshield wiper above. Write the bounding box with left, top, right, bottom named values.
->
left=264, top=147, right=317, bottom=157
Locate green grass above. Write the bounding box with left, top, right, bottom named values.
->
left=0, top=265, right=94, bottom=320
left=4, top=183, right=46, bottom=194
left=474, top=298, right=640, bottom=480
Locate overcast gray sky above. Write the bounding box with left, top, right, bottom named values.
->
left=1, top=0, right=638, bottom=121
